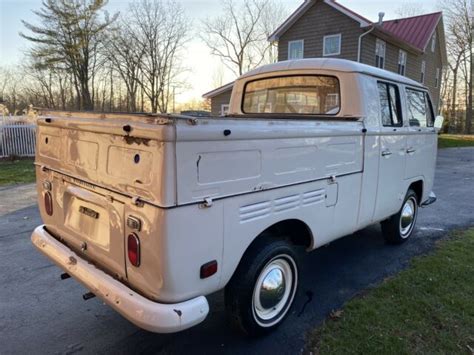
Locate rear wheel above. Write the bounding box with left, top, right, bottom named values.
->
left=381, top=189, right=419, bottom=244
left=225, top=237, right=299, bottom=336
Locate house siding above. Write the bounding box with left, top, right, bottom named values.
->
left=278, top=1, right=362, bottom=61
left=210, top=89, right=232, bottom=116
left=361, top=22, right=443, bottom=112
left=423, top=22, right=444, bottom=111
left=360, top=21, right=444, bottom=112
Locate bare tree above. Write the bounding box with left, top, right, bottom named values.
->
left=440, top=0, right=472, bottom=133
left=124, top=0, right=189, bottom=113
left=105, top=19, right=144, bottom=112
left=201, top=0, right=288, bottom=77
left=395, top=2, right=426, bottom=17
left=20, top=0, right=117, bottom=110
left=0, top=67, right=27, bottom=113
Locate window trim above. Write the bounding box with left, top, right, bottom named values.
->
left=405, top=87, right=434, bottom=128
left=375, top=38, right=386, bottom=69
left=288, top=39, right=304, bottom=60
left=220, top=104, right=229, bottom=116
left=420, top=60, right=426, bottom=84
left=425, top=92, right=435, bottom=126
left=431, top=32, right=436, bottom=52
left=323, top=34, right=342, bottom=56
left=377, top=81, right=403, bottom=128
left=398, top=50, right=407, bottom=76
left=241, top=74, right=342, bottom=117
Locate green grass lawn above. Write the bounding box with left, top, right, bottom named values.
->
left=307, top=228, right=474, bottom=354
left=0, top=159, right=36, bottom=186
left=438, top=134, right=474, bottom=149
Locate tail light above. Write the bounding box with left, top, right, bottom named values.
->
left=127, top=233, right=140, bottom=267
left=44, top=192, right=53, bottom=216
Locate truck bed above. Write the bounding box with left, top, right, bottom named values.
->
left=36, top=111, right=365, bottom=208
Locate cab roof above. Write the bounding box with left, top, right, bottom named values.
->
left=240, top=58, right=425, bottom=89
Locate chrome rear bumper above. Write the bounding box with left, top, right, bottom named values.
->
left=31, top=225, right=209, bottom=333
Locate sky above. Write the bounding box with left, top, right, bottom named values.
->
left=0, top=0, right=440, bottom=104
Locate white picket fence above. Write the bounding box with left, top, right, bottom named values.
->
left=0, top=116, right=37, bottom=158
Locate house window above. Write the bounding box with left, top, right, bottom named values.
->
left=435, top=68, right=440, bottom=88
left=406, top=88, right=434, bottom=127
left=375, top=39, right=386, bottom=69
left=420, top=60, right=426, bottom=83
left=377, top=82, right=403, bottom=127
left=323, top=34, right=341, bottom=56
left=431, top=32, right=436, bottom=52
left=220, top=104, right=229, bottom=116
left=398, top=50, right=407, bottom=76
left=325, top=93, right=340, bottom=113
left=288, top=40, right=304, bottom=60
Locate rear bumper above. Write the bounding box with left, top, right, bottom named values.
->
left=421, top=191, right=437, bottom=207
left=31, top=225, right=209, bottom=333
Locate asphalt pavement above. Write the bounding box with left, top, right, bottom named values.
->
left=1, top=147, right=473, bottom=354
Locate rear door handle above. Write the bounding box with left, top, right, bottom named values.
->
left=381, top=150, right=392, bottom=157
left=407, top=148, right=416, bottom=154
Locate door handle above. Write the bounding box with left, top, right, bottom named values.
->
left=381, top=150, right=392, bottom=157
left=406, top=148, right=416, bottom=154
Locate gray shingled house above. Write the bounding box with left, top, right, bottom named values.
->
left=203, top=0, right=447, bottom=116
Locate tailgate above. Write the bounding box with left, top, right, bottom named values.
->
left=44, top=179, right=127, bottom=279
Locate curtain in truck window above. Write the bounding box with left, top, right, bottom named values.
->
left=406, top=89, right=434, bottom=127
left=242, top=76, right=340, bottom=115
left=377, top=82, right=402, bottom=127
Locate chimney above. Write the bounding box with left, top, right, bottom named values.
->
left=378, top=12, right=385, bottom=25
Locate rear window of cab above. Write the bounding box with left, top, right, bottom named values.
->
left=242, top=75, right=340, bottom=115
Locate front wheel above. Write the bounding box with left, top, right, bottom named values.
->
left=381, top=189, right=419, bottom=244
left=225, top=237, right=299, bottom=336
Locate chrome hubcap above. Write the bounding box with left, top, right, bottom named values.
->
left=259, top=268, right=286, bottom=309
left=400, top=197, right=416, bottom=237
left=252, top=256, right=297, bottom=327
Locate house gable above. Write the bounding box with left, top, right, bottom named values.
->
left=278, top=1, right=364, bottom=61
left=269, top=0, right=370, bottom=42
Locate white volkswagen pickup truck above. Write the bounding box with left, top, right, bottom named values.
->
left=31, top=58, right=442, bottom=335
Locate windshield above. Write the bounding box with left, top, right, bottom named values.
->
left=242, top=75, right=340, bottom=115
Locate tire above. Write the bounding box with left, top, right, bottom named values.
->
left=381, top=189, right=419, bottom=244
left=225, top=236, right=299, bottom=336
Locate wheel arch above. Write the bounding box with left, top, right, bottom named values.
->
left=256, top=218, right=315, bottom=251
left=222, top=218, right=314, bottom=289
left=407, top=179, right=424, bottom=205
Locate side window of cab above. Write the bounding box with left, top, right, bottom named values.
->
left=377, top=82, right=403, bottom=127
left=405, top=88, right=434, bottom=128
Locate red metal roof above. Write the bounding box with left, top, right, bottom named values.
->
left=381, top=12, right=442, bottom=51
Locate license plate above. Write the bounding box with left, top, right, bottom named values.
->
left=79, top=205, right=99, bottom=219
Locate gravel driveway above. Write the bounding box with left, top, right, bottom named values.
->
left=1, top=147, right=473, bottom=354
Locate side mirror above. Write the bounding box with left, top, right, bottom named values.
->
left=434, top=116, right=444, bottom=130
